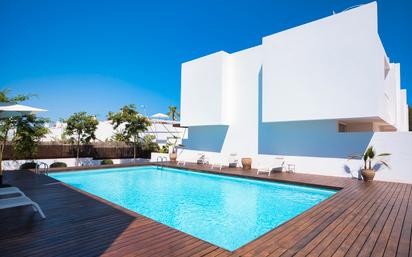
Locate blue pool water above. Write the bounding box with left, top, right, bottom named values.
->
left=49, top=166, right=336, bottom=251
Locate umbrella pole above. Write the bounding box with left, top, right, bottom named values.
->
left=0, top=163, right=4, bottom=186
left=0, top=146, right=13, bottom=188
left=0, top=136, right=3, bottom=185
left=0, top=121, right=10, bottom=186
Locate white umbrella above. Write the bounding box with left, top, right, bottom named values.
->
left=0, top=104, right=47, bottom=118
left=151, top=113, right=169, bottom=119
left=0, top=103, right=47, bottom=185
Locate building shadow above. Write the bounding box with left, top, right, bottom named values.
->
left=257, top=66, right=373, bottom=159
left=182, top=125, right=229, bottom=152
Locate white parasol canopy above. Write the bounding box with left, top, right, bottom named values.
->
left=0, top=103, right=48, bottom=182
left=0, top=104, right=47, bottom=118
left=151, top=113, right=169, bottom=119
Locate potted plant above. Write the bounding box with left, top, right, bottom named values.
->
left=169, top=147, right=177, bottom=162
left=241, top=158, right=252, bottom=170
left=351, top=146, right=390, bottom=182
left=168, top=136, right=182, bottom=163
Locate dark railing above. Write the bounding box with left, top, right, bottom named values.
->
left=2, top=143, right=151, bottom=160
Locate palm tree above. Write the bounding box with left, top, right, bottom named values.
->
left=167, top=106, right=180, bottom=121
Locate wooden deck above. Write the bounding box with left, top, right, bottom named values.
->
left=0, top=162, right=411, bottom=257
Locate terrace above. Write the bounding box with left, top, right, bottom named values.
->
left=1, top=2, right=411, bottom=257
left=1, top=162, right=410, bottom=257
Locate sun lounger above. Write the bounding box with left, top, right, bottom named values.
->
left=0, top=196, right=46, bottom=218
left=257, top=158, right=285, bottom=176
left=177, top=159, right=186, bottom=166
left=211, top=163, right=224, bottom=170
left=0, top=187, right=26, bottom=197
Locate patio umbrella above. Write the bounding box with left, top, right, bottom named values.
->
left=151, top=113, right=169, bottom=119
left=0, top=103, right=47, bottom=185
left=0, top=104, right=47, bottom=118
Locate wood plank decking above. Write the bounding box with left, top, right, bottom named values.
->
left=0, top=162, right=411, bottom=257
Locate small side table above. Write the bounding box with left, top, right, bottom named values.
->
left=287, top=164, right=296, bottom=173
left=228, top=162, right=238, bottom=168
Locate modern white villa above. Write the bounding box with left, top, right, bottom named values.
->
left=178, top=2, right=412, bottom=183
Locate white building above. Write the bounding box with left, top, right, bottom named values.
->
left=44, top=119, right=187, bottom=147
left=178, top=2, right=412, bottom=183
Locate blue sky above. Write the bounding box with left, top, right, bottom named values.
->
left=0, top=0, right=411, bottom=121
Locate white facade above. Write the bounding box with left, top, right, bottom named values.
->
left=43, top=119, right=187, bottom=146
left=179, top=2, right=412, bottom=183
left=181, top=51, right=233, bottom=126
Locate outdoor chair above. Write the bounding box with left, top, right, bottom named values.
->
left=0, top=195, right=46, bottom=218
left=0, top=187, right=26, bottom=197
left=211, top=161, right=224, bottom=170
left=257, top=157, right=286, bottom=176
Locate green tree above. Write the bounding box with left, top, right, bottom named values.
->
left=0, top=89, right=47, bottom=184
left=0, top=89, right=32, bottom=184
left=167, top=105, right=180, bottom=121
left=64, top=112, right=98, bottom=166
left=12, top=115, right=49, bottom=159
left=108, top=104, right=151, bottom=161
left=141, top=135, right=160, bottom=152
left=0, top=89, right=32, bottom=103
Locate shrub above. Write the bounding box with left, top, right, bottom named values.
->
left=159, top=143, right=172, bottom=154
left=101, top=159, right=114, bottom=165
left=159, top=145, right=168, bottom=153
left=19, top=162, right=37, bottom=170
left=141, top=135, right=160, bottom=152
left=50, top=162, right=67, bottom=168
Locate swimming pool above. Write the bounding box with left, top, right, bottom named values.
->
left=49, top=166, right=336, bottom=251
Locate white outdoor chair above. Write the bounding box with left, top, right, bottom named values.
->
left=257, top=157, right=286, bottom=176
left=211, top=162, right=224, bottom=170
left=196, top=153, right=209, bottom=165
left=0, top=196, right=46, bottom=219
left=176, top=153, right=200, bottom=166
left=0, top=187, right=26, bottom=197
left=177, top=159, right=186, bottom=166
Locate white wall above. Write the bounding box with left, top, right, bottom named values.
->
left=370, top=132, right=412, bottom=182
left=2, top=158, right=93, bottom=170
left=181, top=51, right=230, bottom=126
left=383, top=62, right=397, bottom=127
left=221, top=46, right=262, bottom=155
left=178, top=131, right=412, bottom=184
left=262, top=2, right=383, bottom=123
left=2, top=157, right=148, bottom=170
left=400, top=90, right=409, bottom=131
left=43, top=122, right=65, bottom=141
left=180, top=46, right=262, bottom=156
left=179, top=2, right=412, bottom=184
left=394, top=64, right=403, bottom=130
